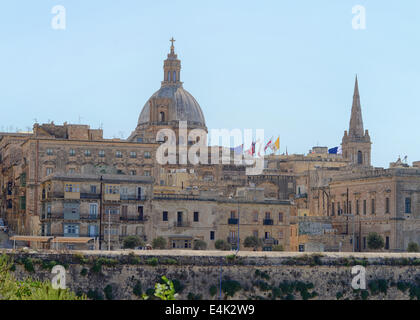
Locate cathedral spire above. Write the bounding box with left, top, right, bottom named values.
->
left=162, top=37, right=182, bottom=86
left=349, top=75, right=364, bottom=137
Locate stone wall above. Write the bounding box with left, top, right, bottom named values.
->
left=2, top=249, right=420, bottom=300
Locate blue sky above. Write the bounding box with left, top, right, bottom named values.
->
left=0, top=0, right=419, bottom=168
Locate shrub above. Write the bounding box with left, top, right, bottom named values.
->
left=172, top=279, right=185, bottom=293
left=367, top=233, right=384, bottom=250
left=23, top=258, right=35, bottom=273
left=80, top=268, right=88, bottom=276
left=154, top=276, right=177, bottom=300
left=272, top=245, right=284, bottom=251
left=41, top=260, right=58, bottom=271
left=407, top=242, right=420, bottom=252
left=123, top=236, right=144, bottom=249
left=152, top=237, right=167, bottom=249
left=87, top=289, right=104, bottom=300
left=133, top=281, right=143, bottom=297
left=215, top=240, right=231, bottom=251
left=209, top=285, right=217, bottom=297
left=226, top=254, right=236, bottom=263
left=193, top=239, right=207, bottom=250
left=255, top=269, right=270, bottom=280
left=221, top=279, right=241, bottom=297
left=187, top=292, right=202, bottom=300
left=243, top=236, right=262, bottom=249
left=146, top=258, right=158, bottom=266
left=104, top=285, right=113, bottom=300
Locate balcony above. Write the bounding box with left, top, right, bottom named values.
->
left=261, top=238, right=278, bottom=245
left=120, top=216, right=148, bottom=223
left=80, top=193, right=101, bottom=200
left=120, top=195, right=147, bottom=201
left=263, top=219, right=274, bottom=225
left=228, top=218, right=238, bottom=225
left=173, top=221, right=191, bottom=228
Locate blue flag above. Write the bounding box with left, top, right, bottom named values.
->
left=328, top=147, right=338, bottom=154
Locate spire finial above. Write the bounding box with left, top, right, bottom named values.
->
left=170, top=37, right=175, bottom=53
left=354, top=74, right=359, bottom=96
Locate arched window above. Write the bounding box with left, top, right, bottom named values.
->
left=159, top=111, right=165, bottom=122
left=357, top=150, right=363, bottom=164
left=167, top=71, right=171, bottom=82
left=173, top=71, right=176, bottom=82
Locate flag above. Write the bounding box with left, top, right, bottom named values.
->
left=264, top=137, right=273, bottom=152
left=328, top=147, right=338, bottom=154
left=245, top=141, right=256, bottom=156
left=337, top=146, right=342, bottom=155
left=231, top=144, right=243, bottom=155
left=271, top=137, right=280, bottom=151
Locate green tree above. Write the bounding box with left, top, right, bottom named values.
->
left=407, top=242, right=420, bottom=252
left=243, top=236, right=262, bottom=250
left=193, top=239, right=207, bottom=250
left=154, top=276, right=177, bottom=300
left=367, top=233, right=384, bottom=250
left=122, top=236, right=144, bottom=249
left=272, top=244, right=284, bottom=251
left=215, top=240, right=231, bottom=251
left=152, top=237, right=167, bottom=249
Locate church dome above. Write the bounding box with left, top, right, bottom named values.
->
left=137, top=85, right=206, bottom=127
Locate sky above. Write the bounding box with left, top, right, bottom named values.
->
left=0, top=0, right=419, bottom=168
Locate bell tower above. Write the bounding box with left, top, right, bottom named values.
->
left=162, top=37, right=182, bottom=86
left=341, top=76, right=372, bottom=167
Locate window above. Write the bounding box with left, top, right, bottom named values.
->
left=144, top=170, right=151, bottom=176
left=46, top=167, right=53, bottom=176
left=253, top=230, right=258, bottom=238
left=46, top=148, right=53, bottom=155
left=116, top=151, right=122, bottom=158
left=385, top=236, right=390, bottom=250
left=278, top=231, right=284, bottom=238
left=264, top=232, right=270, bottom=240
left=357, top=150, right=363, bottom=164
left=89, top=204, right=98, bottom=217
left=99, top=150, right=105, bottom=157
left=90, top=185, right=97, bottom=194
left=144, top=151, right=151, bottom=159
left=137, top=137, right=143, bottom=143
left=356, top=200, right=359, bottom=215
left=64, top=224, right=79, bottom=235
left=278, top=212, right=284, bottom=223
left=363, top=237, right=366, bottom=249
left=230, top=211, right=236, bottom=219
left=363, top=200, right=367, bottom=215
left=331, top=202, right=335, bottom=216
left=173, top=71, right=176, bottom=82
left=405, top=197, right=411, bottom=214
left=163, top=211, right=168, bottom=221
left=265, top=212, right=271, bottom=219
left=193, top=212, right=199, bottom=222
left=68, top=168, right=75, bottom=174
left=371, top=199, right=375, bottom=214
left=65, top=183, right=79, bottom=193
left=210, top=231, right=215, bottom=240
left=105, top=207, right=120, bottom=215
left=348, top=201, right=352, bottom=214
left=69, top=149, right=75, bottom=156
left=84, top=150, right=91, bottom=157
left=105, top=185, right=119, bottom=194
left=337, top=202, right=341, bottom=215
left=385, top=197, right=390, bottom=213
left=253, top=212, right=259, bottom=222
left=130, top=170, right=136, bottom=176
left=159, top=112, right=165, bottom=122
left=130, top=151, right=137, bottom=158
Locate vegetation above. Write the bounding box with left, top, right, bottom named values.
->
left=187, top=292, right=202, bottom=300
left=221, top=279, right=241, bottom=297
left=104, top=284, right=113, bottom=300
left=407, top=242, right=420, bottom=252
left=367, top=232, right=384, bottom=250
left=243, top=236, right=262, bottom=250
left=122, top=236, right=144, bottom=249
left=254, top=269, right=270, bottom=280
left=0, top=254, right=85, bottom=300
left=193, top=239, right=207, bottom=250
left=272, top=244, right=284, bottom=251
left=145, top=257, right=158, bottom=266
left=215, top=239, right=231, bottom=251
left=209, top=285, right=217, bottom=297
left=133, top=281, right=143, bottom=297
left=153, top=276, right=177, bottom=300
left=152, top=237, right=167, bottom=249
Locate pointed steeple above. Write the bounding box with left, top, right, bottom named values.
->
left=162, top=37, right=182, bottom=86
left=349, top=75, right=364, bottom=138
